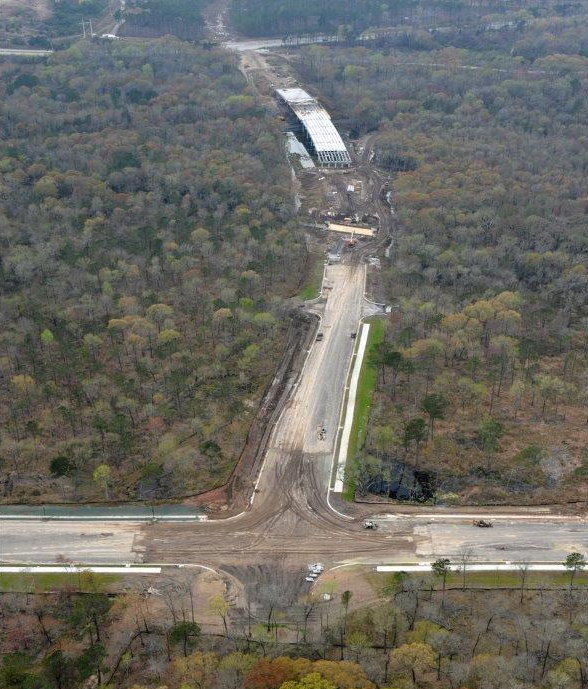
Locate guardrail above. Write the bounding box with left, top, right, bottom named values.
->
left=0, top=565, right=161, bottom=574
left=0, top=505, right=205, bottom=521
left=0, top=48, right=53, bottom=57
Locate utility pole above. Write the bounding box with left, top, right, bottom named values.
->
left=81, top=18, right=94, bottom=38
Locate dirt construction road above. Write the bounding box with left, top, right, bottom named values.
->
left=144, top=260, right=402, bottom=605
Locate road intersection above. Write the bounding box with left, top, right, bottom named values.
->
left=0, top=35, right=586, bottom=606
left=1, top=259, right=587, bottom=601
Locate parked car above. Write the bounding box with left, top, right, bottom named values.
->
left=308, top=562, right=325, bottom=574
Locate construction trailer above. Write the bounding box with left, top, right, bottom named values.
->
left=276, top=88, right=352, bottom=168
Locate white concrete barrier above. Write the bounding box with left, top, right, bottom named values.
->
left=376, top=563, right=569, bottom=573
left=333, top=323, right=370, bottom=492
left=0, top=565, right=161, bottom=574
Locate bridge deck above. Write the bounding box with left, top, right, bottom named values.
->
left=277, top=87, right=351, bottom=168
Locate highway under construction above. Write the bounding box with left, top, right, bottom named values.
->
left=2, top=21, right=588, bottom=624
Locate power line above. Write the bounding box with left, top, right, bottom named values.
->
left=81, top=18, right=95, bottom=39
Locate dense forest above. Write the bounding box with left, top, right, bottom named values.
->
left=0, top=0, right=108, bottom=48
left=229, top=0, right=392, bottom=38
left=228, top=0, right=564, bottom=38
left=3, top=565, right=588, bottom=688
left=0, top=0, right=206, bottom=47
left=118, top=0, right=206, bottom=40
left=3, top=0, right=588, bottom=688
left=296, top=12, right=588, bottom=504
left=0, top=40, right=304, bottom=503
left=43, top=0, right=108, bottom=39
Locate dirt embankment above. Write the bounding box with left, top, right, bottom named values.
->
left=192, top=309, right=319, bottom=515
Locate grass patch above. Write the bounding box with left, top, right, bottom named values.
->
left=445, top=570, right=588, bottom=588
left=0, top=572, right=121, bottom=593
left=373, top=569, right=588, bottom=590
left=297, top=254, right=324, bottom=300
left=343, top=318, right=384, bottom=501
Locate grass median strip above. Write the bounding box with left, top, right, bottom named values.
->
left=343, top=318, right=384, bottom=500
left=0, top=572, right=121, bottom=593
left=373, top=570, right=588, bottom=589
left=297, top=253, right=325, bottom=300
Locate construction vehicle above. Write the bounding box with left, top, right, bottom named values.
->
left=363, top=520, right=378, bottom=530
left=473, top=519, right=492, bottom=528
left=305, top=563, right=324, bottom=582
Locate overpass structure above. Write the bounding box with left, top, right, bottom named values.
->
left=277, top=87, right=351, bottom=168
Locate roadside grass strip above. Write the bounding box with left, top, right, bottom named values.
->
left=373, top=568, right=588, bottom=589
left=333, top=318, right=384, bottom=497
left=297, top=254, right=326, bottom=300
left=0, top=572, right=123, bottom=592
left=378, top=513, right=576, bottom=520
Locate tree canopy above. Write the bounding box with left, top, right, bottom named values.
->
left=0, top=39, right=304, bottom=503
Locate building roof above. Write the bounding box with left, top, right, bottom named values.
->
left=277, top=88, right=351, bottom=164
